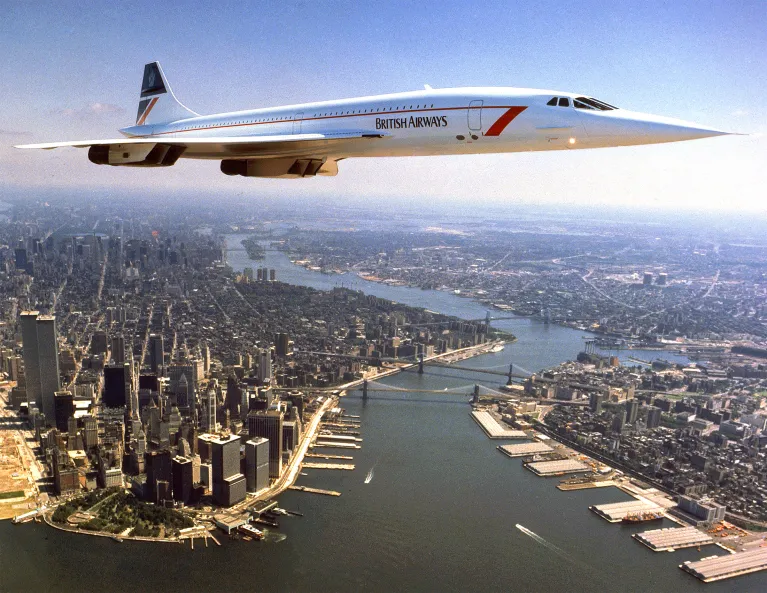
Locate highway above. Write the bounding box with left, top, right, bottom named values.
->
left=246, top=394, right=338, bottom=506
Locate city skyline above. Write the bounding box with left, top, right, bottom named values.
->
left=1, top=0, right=765, bottom=212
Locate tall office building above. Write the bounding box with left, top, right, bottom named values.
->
left=36, top=315, right=61, bottom=423
left=149, top=334, right=164, bottom=374
left=111, top=333, right=126, bottom=364
left=248, top=410, right=283, bottom=479
left=172, top=456, right=193, bottom=504
left=211, top=435, right=246, bottom=506
left=646, top=406, right=662, bottom=429
left=20, top=311, right=41, bottom=411
left=53, top=390, right=74, bottom=433
left=589, top=392, right=605, bottom=414
left=258, top=348, right=273, bottom=384
left=275, top=333, right=290, bottom=357
left=145, top=449, right=173, bottom=503
left=90, top=330, right=108, bottom=355
left=103, top=363, right=130, bottom=409
left=245, top=437, right=269, bottom=493
left=625, top=399, right=639, bottom=425
left=205, top=390, right=217, bottom=432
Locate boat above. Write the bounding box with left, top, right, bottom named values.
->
left=490, top=344, right=505, bottom=353
left=621, top=511, right=664, bottom=524
left=238, top=524, right=264, bottom=540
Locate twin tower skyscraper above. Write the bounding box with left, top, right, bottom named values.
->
left=20, top=311, right=61, bottom=423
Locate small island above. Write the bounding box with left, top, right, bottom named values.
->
left=242, top=236, right=265, bottom=260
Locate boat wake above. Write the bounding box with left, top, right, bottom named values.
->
left=515, top=524, right=589, bottom=570
left=364, top=467, right=374, bottom=484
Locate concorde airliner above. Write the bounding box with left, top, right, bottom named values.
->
left=16, top=62, right=732, bottom=179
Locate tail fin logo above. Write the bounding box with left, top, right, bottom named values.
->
left=141, top=63, right=166, bottom=97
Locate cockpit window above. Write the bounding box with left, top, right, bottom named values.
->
left=547, top=97, right=571, bottom=107
left=574, top=97, right=618, bottom=110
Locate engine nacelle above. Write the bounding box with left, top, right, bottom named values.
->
left=220, top=158, right=338, bottom=178
left=88, top=143, right=185, bottom=167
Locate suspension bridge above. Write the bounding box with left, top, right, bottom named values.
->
left=351, top=378, right=515, bottom=401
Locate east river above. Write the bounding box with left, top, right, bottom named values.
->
left=0, top=235, right=763, bottom=592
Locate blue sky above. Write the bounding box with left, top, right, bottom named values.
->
left=1, top=0, right=765, bottom=211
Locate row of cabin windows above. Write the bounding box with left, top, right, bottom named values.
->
left=178, top=104, right=438, bottom=129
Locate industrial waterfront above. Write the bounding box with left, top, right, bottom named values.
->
left=2, top=242, right=764, bottom=592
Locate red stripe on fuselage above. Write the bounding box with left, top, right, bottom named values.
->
left=484, top=106, right=528, bottom=137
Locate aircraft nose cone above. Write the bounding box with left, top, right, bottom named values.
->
left=641, top=118, right=730, bottom=142
left=579, top=110, right=735, bottom=147
left=622, top=112, right=732, bottom=144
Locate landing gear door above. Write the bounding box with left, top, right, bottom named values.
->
left=468, top=100, right=483, bottom=132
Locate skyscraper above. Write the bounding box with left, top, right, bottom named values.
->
left=211, top=434, right=246, bottom=506
left=103, top=363, right=130, bottom=409
left=36, top=315, right=61, bottom=423
left=248, top=410, right=283, bottom=479
left=53, top=390, right=74, bottom=433
left=111, top=333, right=126, bottom=364
left=258, top=348, right=273, bottom=384
left=646, top=406, right=662, bottom=429
left=625, top=399, right=639, bottom=425
left=149, top=334, right=164, bottom=374
left=20, top=311, right=41, bottom=411
left=245, top=437, right=269, bottom=493
left=172, top=456, right=193, bottom=504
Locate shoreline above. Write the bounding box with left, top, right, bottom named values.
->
left=28, top=340, right=507, bottom=543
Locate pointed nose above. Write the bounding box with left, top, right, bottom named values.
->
left=580, top=110, right=733, bottom=146
left=633, top=114, right=731, bottom=143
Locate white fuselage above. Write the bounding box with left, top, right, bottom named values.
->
left=120, top=87, right=726, bottom=161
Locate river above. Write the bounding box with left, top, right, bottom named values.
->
left=1, top=235, right=756, bottom=593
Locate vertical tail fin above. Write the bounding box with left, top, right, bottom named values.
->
left=136, top=62, right=198, bottom=126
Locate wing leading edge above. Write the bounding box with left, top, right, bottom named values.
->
left=14, top=130, right=389, bottom=151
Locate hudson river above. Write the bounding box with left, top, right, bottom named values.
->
left=1, top=238, right=762, bottom=592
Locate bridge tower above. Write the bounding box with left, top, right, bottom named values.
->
left=362, top=379, right=368, bottom=401
left=485, top=311, right=491, bottom=326
left=418, top=351, right=424, bottom=374
left=472, top=384, right=480, bottom=404
left=507, top=363, right=514, bottom=385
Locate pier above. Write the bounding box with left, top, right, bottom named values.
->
left=589, top=500, right=664, bottom=523
left=681, top=548, right=767, bottom=583
left=305, top=453, right=354, bottom=460
left=471, top=411, right=528, bottom=439
left=498, top=442, right=554, bottom=458
left=288, top=485, right=341, bottom=497
left=312, top=441, right=361, bottom=449
left=302, top=462, right=355, bottom=471
left=633, top=526, right=714, bottom=552
left=525, top=459, right=589, bottom=476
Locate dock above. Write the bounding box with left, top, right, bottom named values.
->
left=681, top=548, right=767, bottom=583
left=557, top=479, right=614, bottom=491
left=634, top=526, right=714, bottom=552
left=471, top=411, right=528, bottom=439
left=288, top=485, right=341, bottom=497
left=589, top=500, right=664, bottom=523
left=313, top=441, right=361, bottom=449
left=498, top=442, right=554, bottom=458
left=318, top=434, right=362, bottom=442
left=302, top=462, right=355, bottom=470
left=525, top=459, right=589, bottom=476
left=305, top=453, right=354, bottom=460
